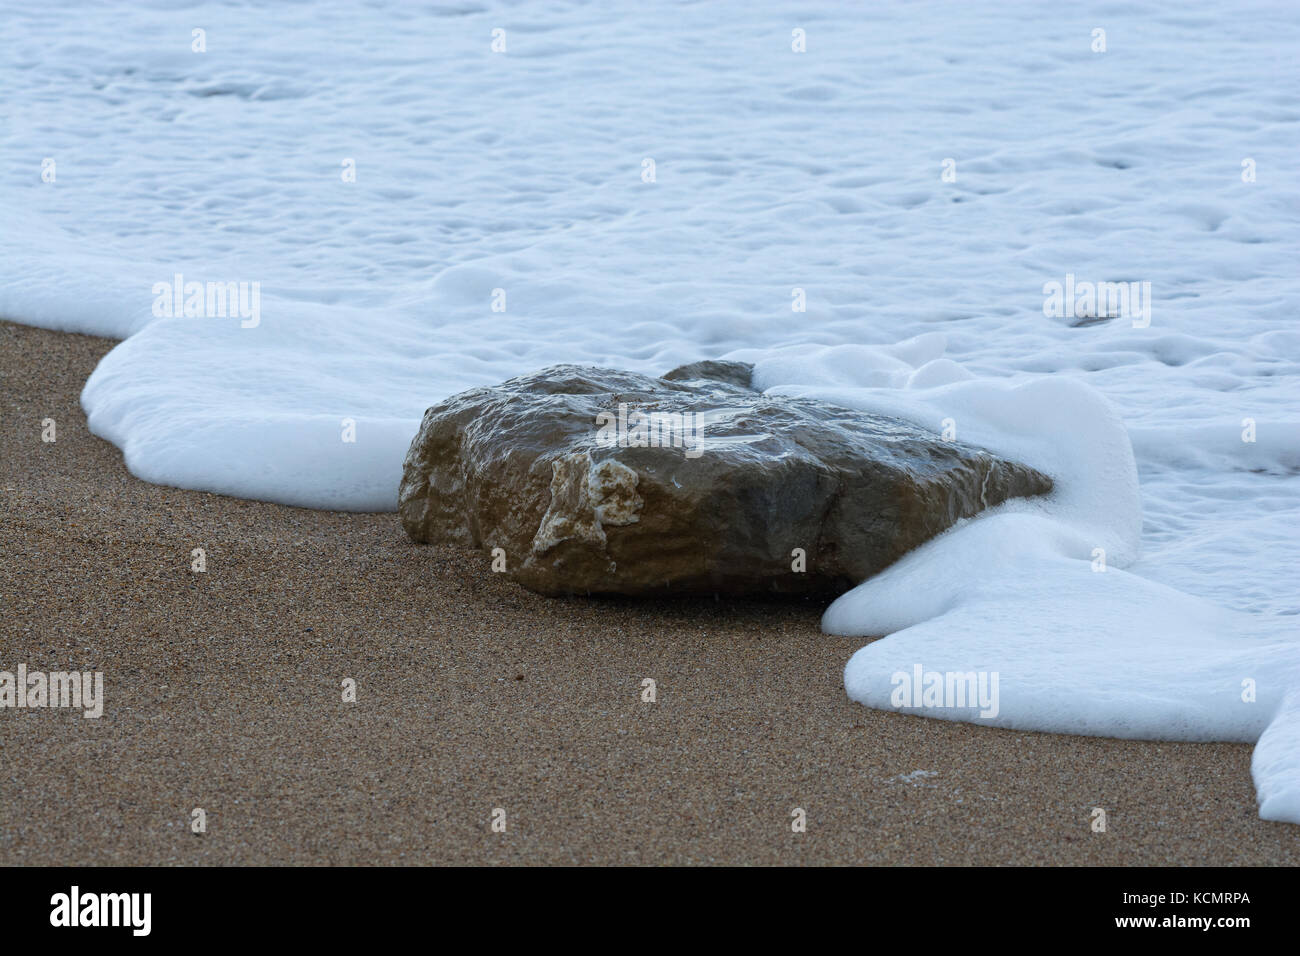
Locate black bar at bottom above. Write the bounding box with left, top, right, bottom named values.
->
left=0, top=866, right=1278, bottom=940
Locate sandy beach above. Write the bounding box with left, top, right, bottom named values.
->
left=2, top=318, right=1297, bottom=865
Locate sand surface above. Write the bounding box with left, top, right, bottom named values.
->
left=2, top=319, right=1297, bottom=865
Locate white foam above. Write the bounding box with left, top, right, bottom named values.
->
left=748, top=339, right=1300, bottom=821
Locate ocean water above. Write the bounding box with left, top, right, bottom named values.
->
left=2, top=1, right=1298, bottom=820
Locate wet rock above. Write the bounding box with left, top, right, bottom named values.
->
left=661, top=359, right=755, bottom=389
left=399, top=364, right=1052, bottom=597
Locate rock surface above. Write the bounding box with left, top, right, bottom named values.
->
left=399, top=363, right=1052, bottom=597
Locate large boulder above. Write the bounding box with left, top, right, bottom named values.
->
left=399, top=362, right=1052, bottom=597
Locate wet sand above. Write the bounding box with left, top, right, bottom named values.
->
left=1, top=319, right=1296, bottom=865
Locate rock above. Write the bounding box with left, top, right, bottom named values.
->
left=661, top=359, right=755, bottom=389
left=399, top=364, right=1052, bottom=597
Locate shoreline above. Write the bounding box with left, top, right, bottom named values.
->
left=2, top=318, right=1297, bottom=865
